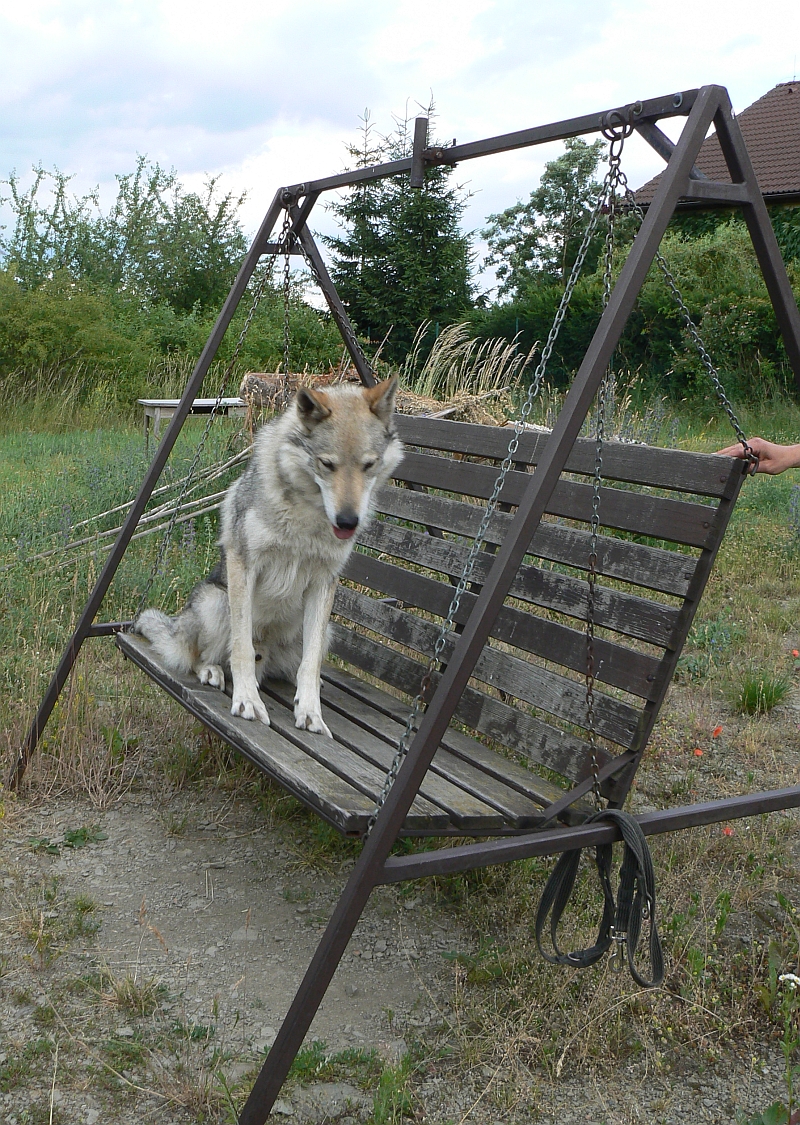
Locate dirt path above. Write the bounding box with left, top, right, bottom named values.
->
left=0, top=790, right=464, bottom=1123
left=0, top=790, right=789, bottom=1124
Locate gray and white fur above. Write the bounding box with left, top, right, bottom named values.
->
left=135, top=377, right=404, bottom=736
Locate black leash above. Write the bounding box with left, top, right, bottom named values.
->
left=534, top=808, right=664, bottom=988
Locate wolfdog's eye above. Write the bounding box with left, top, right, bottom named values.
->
left=363, top=459, right=376, bottom=472
left=318, top=458, right=336, bottom=471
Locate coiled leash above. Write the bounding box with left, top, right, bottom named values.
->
left=535, top=809, right=664, bottom=988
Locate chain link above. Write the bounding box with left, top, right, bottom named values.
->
left=364, top=154, right=625, bottom=836
left=585, top=142, right=625, bottom=807
left=620, top=183, right=756, bottom=469
left=281, top=210, right=293, bottom=407
left=133, top=250, right=279, bottom=619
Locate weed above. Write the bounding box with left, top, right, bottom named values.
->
left=32, top=1002, right=57, bottom=1027
left=164, top=811, right=189, bottom=836
left=69, top=894, right=101, bottom=937
left=29, top=824, right=108, bottom=855
left=171, top=1019, right=216, bottom=1042
left=16, top=883, right=100, bottom=966
left=0, top=1039, right=53, bottom=1093
left=288, top=1040, right=383, bottom=1089
left=102, top=969, right=167, bottom=1016
left=372, top=1057, right=414, bottom=1124
left=732, top=670, right=792, bottom=714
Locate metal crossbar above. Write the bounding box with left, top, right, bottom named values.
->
left=12, top=85, right=800, bottom=1125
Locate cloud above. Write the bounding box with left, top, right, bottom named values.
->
left=1, top=0, right=799, bottom=266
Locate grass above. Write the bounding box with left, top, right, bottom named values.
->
left=15, top=879, right=101, bottom=967
left=102, top=970, right=167, bottom=1016
left=733, top=670, right=793, bottom=715
left=3, top=383, right=800, bottom=1119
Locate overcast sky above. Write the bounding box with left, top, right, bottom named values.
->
left=2, top=0, right=799, bottom=293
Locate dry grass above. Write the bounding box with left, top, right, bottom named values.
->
left=402, top=321, right=536, bottom=402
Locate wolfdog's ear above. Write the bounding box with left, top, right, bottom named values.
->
left=296, top=387, right=332, bottom=428
left=364, top=376, right=398, bottom=425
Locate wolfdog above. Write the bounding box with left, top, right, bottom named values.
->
left=135, top=377, right=403, bottom=736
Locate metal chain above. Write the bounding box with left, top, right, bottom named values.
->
left=585, top=142, right=624, bottom=807
left=281, top=209, right=293, bottom=407
left=133, top=252, right=279, bottom=618
left=621, top=182, right=757, bottom=469
left=365, top=157, right=622, bottom=836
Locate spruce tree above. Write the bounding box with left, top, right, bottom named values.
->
left=325, top=109, right=472, bottom=362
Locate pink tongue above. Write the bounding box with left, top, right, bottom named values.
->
left=333, top=525, right=356, bottom=540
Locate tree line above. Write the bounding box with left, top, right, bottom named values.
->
left=2, top=117, right=799, bottom=407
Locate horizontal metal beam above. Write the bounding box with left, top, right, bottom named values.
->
left=682, top=179, right=750, bottom=204
left=263, top=243, right=305, bottom=256
left=285, top=90, right=699, bottom=196
left=378, top=785, right=800, bottom=883
left=87, top=621, right=132, bottom=636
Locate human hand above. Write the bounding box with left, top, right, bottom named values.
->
left=715, top=437, right=800, bottom=475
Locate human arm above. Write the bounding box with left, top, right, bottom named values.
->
left=716, top=437, right=800, bottom=475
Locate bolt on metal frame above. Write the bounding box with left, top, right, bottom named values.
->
left=11, top=86, right=800, bottom=1124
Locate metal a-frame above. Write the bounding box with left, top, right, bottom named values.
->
left=11, top=86, right=800, bottom=1124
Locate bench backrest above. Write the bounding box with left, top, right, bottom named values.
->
left=330, top=415, right=746, bottom=806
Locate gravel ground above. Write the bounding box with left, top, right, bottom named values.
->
left=0, top=790, right=789, bottom=1123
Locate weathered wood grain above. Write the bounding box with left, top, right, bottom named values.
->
left=328, top=623, right=625, bottom=782
left=355, top=517, right=675, bottom=662
left=372, top=485, right=696, bottom=597
left=321, top=668, right=594, bottom=824
left=345, top=543, right=677, bottom=650
left=395, top=416, right=743, bottom=499
left=118, top=633, right=373, bottom=834
left=332, top=588, right=640, bottom=746
left=394, top=452, right=720, bottom=548
left=263, top=680, right=506, bottom=830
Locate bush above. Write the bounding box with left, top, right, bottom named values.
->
left=471, top=220, right=800, bottom=403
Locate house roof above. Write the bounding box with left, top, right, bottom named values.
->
left=635, top=81, right=800, bottom=207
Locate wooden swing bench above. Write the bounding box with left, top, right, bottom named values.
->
left=117, top=413, right=745, bottom=837
left=15, top=84, right=800, bottom=1125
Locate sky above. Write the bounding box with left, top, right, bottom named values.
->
left=1, top=0, right=800, bottom=295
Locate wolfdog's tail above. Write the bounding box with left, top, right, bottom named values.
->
left=134, top=608, right=195, bottom=676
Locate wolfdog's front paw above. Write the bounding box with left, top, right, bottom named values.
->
left=231, top=690, right=270, bottom=726
left=198, top=664, right=225, bottom=690
left=294, top=699, right=332, bottom=738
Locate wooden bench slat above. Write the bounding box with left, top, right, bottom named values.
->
left=262, top=681, right=506, bottom=830
left=397, top=452, right=720, bottom=549
left=332, top=588, right=640, bottom=746
left=346, top=540, right=677, bottom=651
left=259, top=685, right=458, bottom=827
left=395, top=417, right=743, bottom=499
left=321, top=668, right=594, bottom=824
left=317, top=680, right=548, bottom=827
left=335, top=578, right=659, bottom=703
left=118, top=633, right=372, bottom=834
left=356, top=519, right=674, bottom=670
left=328, top=624, right=611, bottom=783
left=374, top=485, right=696, bottom=598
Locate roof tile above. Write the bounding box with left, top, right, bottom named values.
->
left=636, top=82, right=800, bottom=204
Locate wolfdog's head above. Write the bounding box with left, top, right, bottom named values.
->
left=287, top=377, right=404, bottom=540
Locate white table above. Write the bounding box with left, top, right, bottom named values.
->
left=138, top=398, right=248, bottom=447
